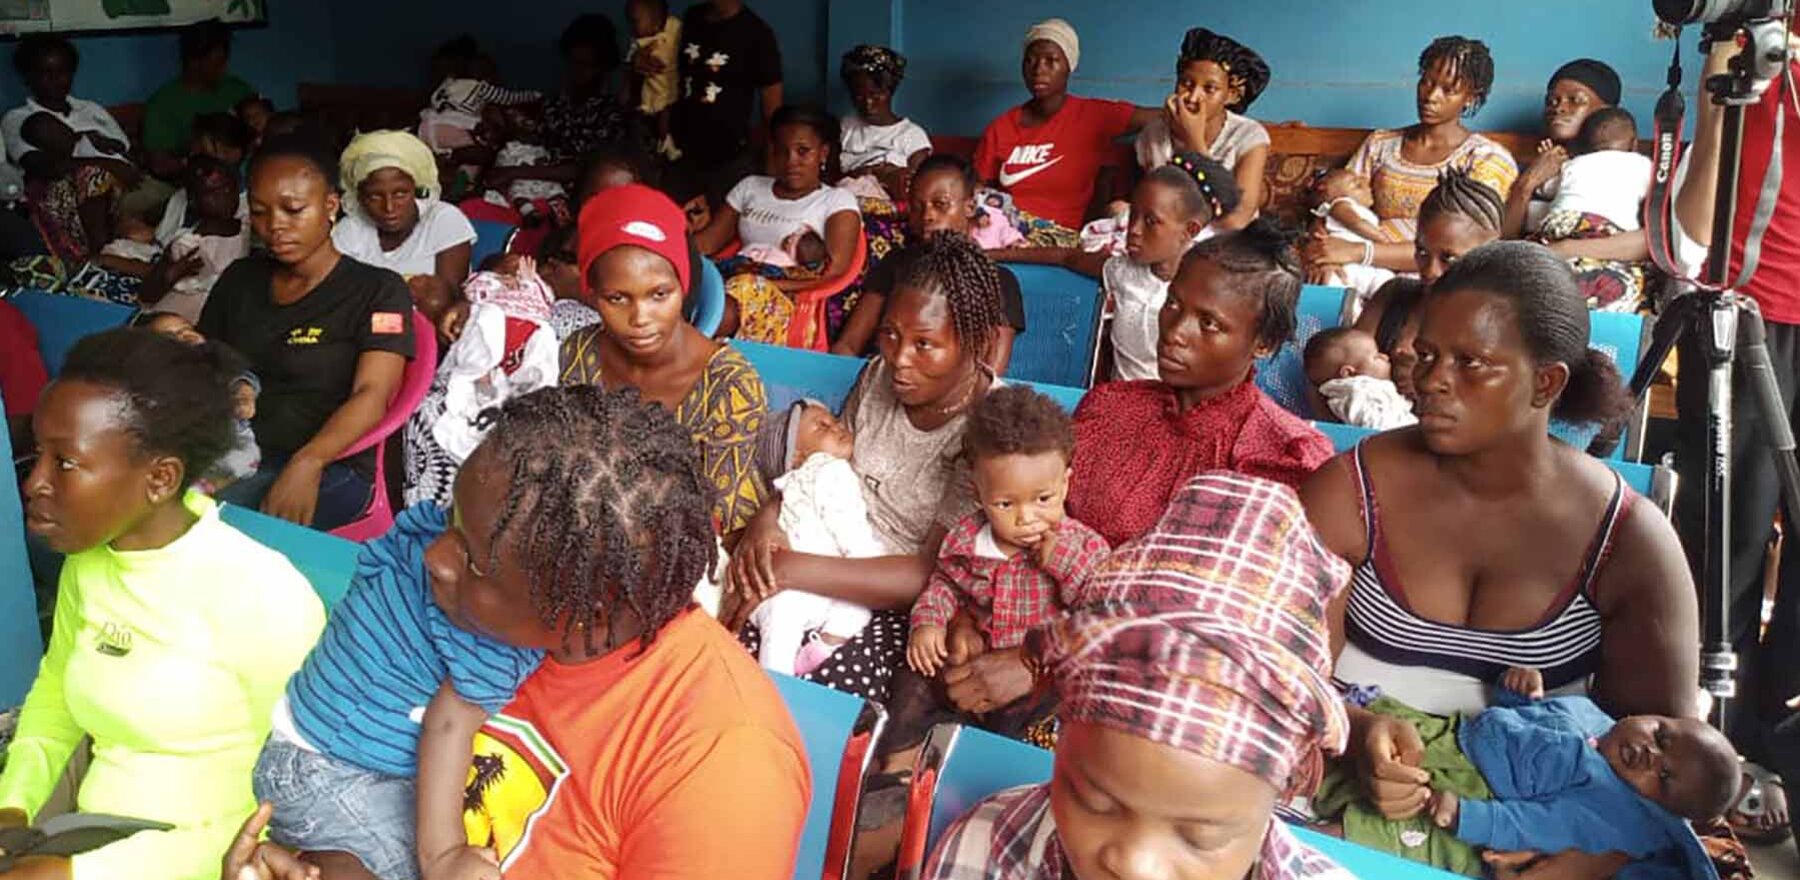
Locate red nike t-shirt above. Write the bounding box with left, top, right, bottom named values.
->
left=1726, top=64, right=1800, bottom=324
left=974, top=95, right=1136, bottom=230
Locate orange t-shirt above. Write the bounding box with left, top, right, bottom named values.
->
left=461, top=609, right=811, bottom=878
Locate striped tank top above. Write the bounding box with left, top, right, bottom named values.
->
left=1335, top=444, right=1630, bottom=715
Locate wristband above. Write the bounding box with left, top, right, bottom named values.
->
left=1360, top=241, right=1375, bottom=267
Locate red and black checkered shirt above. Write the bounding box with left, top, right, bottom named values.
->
left=909, top=512, right=1110, bottom=649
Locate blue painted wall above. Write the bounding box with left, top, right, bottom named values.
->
left=827, top=0, right=1693, bottom=138
left=0, top=2, right=338, bottom=113
left=325, top=0, right=830, bottom=104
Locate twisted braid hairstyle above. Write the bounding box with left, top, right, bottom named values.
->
left=481, top=385, right=716, bottom=655
left=895, top=230, right=1007, bottom=363
left=1177, top=27, right=1271, bottom=113
left=1418, top=168, right=1505, bottom=233
left=1419, top=35, right=1496, bottom=116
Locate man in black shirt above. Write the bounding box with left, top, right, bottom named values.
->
left=664, top=0, right=783, bottom=185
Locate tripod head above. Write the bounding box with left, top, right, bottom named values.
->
left=1703, top=16, right=1792, bottom=105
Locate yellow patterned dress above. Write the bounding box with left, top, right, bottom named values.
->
left=1346, top=129, right=1520, bottom=243
left=559, top=331, right=768, bottom=534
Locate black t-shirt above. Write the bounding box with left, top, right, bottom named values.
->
left=670, top=4, right=783, bottom=164
left=857, top=246, right=1028, bottom=355
left=198, top=255, right=415, bottom=474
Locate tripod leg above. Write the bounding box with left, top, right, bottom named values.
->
left=1738, top=302, right=1800, bottom=520
left=1702, top=298, right=1740, bottom=732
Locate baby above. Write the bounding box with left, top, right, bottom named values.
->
left=886, top=387, right=1110, bottom=754
left=1319, top=669, right=1740, bottom=879
left=140, top=312, right=260, bottom=488
left=150, top=156, right=250, bottom=323
left=742, top=228, right=828, bottom=272
left=626, top=0, right=682, bottom=158
left=1310, top=168, right=1394, bottom=299
left=95, top=202, right=162, bottom=275
left=234, top=94, right=275, bottom=151
left=1303, top=327, right=1414, bottom=430
left=747, top=400, right=889, bottom=675
left=1538, top=107, right=1653, bottom=239
left=970, top=188, right=1025, bottom=251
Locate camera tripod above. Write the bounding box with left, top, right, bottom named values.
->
left=1626, top=17, right=1800, bottom=734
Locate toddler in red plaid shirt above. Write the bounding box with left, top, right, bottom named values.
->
left=885, top=387, right=1110, bottom=754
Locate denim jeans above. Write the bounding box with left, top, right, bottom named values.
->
left=215, top=453, right=373, bottom=531
left=251, top=734, right=420, bottom=880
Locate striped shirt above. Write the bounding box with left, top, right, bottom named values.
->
left=285, top=503, right=544, bottom=777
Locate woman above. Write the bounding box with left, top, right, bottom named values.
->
left=1067, top=222, right=1332, bottom=549
left=1502, top=59, right=1654, bottom=313
left=1300, top=242, right=1703, bottom=879
left=696, top=104, right=862, bottom=347
left=975, top=19, right=1161, bottom=242
left=330, top=130, right=476, bottom=328
left=727, top=232, right=1010, bottom=704
left=833, top=153, right=1027, bottom=374
left=202, top=134, right=416, bottom=531
left=487, top=15, right=635, bottom=198
left=224, top=385, right=810, bottom=880
left=1134, top=27, right=1272, bottom=231
left=561, top=184, right=768, bottom=536
left=0, top=329, right=323, bottom=880
left=1302, top=37, right=1519, bottom=279
left=926, top=472, right=1354, bottom=880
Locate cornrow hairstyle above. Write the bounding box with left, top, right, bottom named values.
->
left=1177, top=27, right=1271, bottom=113
left=963, top=385, right=1076, bottom=466
left=1431, top=241, right=1634, bottom=429
left=1418, top=35, right=1496, bottom=116
left=14, top=34, right=77, bottom=78
left=58, top=328, right=238, bottom=489
left=1418, top=168, right=1505, bottom=233
left=1181, top=217, right=1303, bottom=351
left=480, top=385, right=716, bottom=656
left=1159, top=151, right=1243, bottom=224
left=895, top=231, right=1006, bottom=363
left=841, top=45, right=908, bottom=95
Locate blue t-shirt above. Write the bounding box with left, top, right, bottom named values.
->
left=286, top=503, right=544, bottom=777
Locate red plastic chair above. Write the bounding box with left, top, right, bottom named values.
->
left=329, top=310, right=440, bottom=542
left=714, top=231, right=870, bottom=352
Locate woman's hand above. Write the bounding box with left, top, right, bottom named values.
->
left=942, top=646, right=1034, bottom=714
left=1483, top=849, right=1629, bottom=880
left=1520, top=141, right=1569, bottom=194
left=221, top=804, right=319, bottom=880
left=1164, top=93, right=1211, bottom=153
left=438, top=300, right=472, bottom=344
left=262, top=457, right=324, bottom=526
left=1301, top=235, right=1365, bottom=270
left=724, top=506, right=789, bottom=631
left=1354, top=712, right=1431, bottom=819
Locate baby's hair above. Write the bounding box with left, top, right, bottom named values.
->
left=912, top=152, right=979, bottom=196
left=13, top=33, right=77, bottom=77
left=1432, top=241, right=1634, bottom=429
left=1579, top=106, right=1640, bottom=154
left=249, top=131, right=339, bottom=187
left=1155, top=151, right=1241, bottom=224
left=1371, top=277, right=1426, bottom=355
left=1303, top=327, right=1363, bottom=374
left=1176, top=27, right=1271, bottom=113
left=59, top=328, right=238, bottom=489
left=1675, top=723, right=1747, bottom=822
left=1418, top=168, right=1505, bottom=234
left=560, top=14, right=623, bottom=74
left=1180, top=217, right=1302, bottom=351
left=894, top=231, right=1005, bottom=362
left=1418, top=35, right=1495, bottom=116
left=480, top=385, right=715, bottom=656
left=962, top=385, right=1076, bottom=466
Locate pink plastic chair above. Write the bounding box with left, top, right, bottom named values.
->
left=329, top=310, right=440, bottom=542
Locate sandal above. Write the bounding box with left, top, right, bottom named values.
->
left=1727, top=762, right=1793, bottom=845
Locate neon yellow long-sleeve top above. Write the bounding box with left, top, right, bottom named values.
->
left=0, top=492, right=325, bottom=880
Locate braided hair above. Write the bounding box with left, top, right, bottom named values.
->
left=895, top=231, right=1006, bottom=363
left=1432, top=242, right=1634, bottom=429
left=1418, top=168, right=1505, bottom=233
left=841, top=45, right=907, bottom=95
left=1177, top=27, right=1271, bottom=113
left=1181, top=217, right=1303, bottom=351
left=480, top=385, right=716, bottom=655
left=1419, top=36, right=1496, bottom=116
left=1157, top=151, right=1242, bottom=224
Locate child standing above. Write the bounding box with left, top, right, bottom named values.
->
left=747, top=400, right=890, bottom=675
left=838, top=45, right=931, bottom=201
left=626, top=0, right=681, bottom=158
left=1101, top=153, right=1237, bottom=381
left=140, top=311, right=260, bottom=488
left=888, top=386, right=1110, bottom=753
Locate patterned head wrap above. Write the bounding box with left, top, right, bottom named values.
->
left=1024, top=19, right=1080, bottom=72
left=338, top=129, right=441, bottom=210
left=841, top=45, right=908, bottom=93
left=1177, top=27, right=1271, bottom=113
left=1029, top=472, right=1351, bottom=797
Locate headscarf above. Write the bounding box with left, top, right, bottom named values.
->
left=841, top=45, right=907, bottom=93
left=1024, top=19, right=1080, bottom=73
left=1030, top=472, right=1351, bottom=798
left=576, top=183, right=692, bottom=296
left=1548, top=58, right=1622, bottom=108
left=338, top=130, right=441, bottom=213
left=1178, top=27, right=1272, bottom=113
